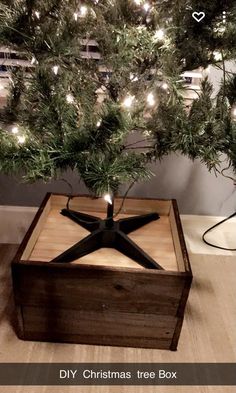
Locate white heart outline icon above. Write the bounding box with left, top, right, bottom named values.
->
left=192, top=12, right=205, bottom=22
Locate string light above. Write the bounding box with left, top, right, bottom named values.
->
left=161, top=82, right=169, bottom=90
left=130, top=73, right=138, bottom=82
left=11, top=126, right=19, bottom=134
left=34, top=11, right=40, bottom=19
left=17, top=136, right=26, bottom=144
left=80, top=6, right=88, bottom=17
left=31, top=56, right=37, bottom=65
left=147, top=92, right=155, bottom=107
left=122, top=95, right=135, bottom=108
left=231, top=106, right=236, bottom=120
left=52, top=65, right=59, bottom=75
left=134, top=0, right=142, bottom=4
left=73, top=12, right=78, bottom=21
left=66, top=93, right=74, bottom=104
left=213, top=51, right=223, bottom=61
left=104, top=194, right=113, bottom=205
left=96, top=120, right=102, bottom=127
left=154, top=29, right=165, bottom=41
left=143, top=3, right=150, bottom=12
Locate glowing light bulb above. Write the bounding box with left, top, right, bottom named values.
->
left=147, top=92, right=155, bottom=107
left=35, top=11, right=40, bottom=19
left=80, top=5, right=88, bottom=17
left=122, top=95, right=135, bottom=108
left=31, top=56, right=36, bottom=65
left=17, top=136, right=26, bottom=144
left=154, top=29, right=165, bottom=40
left=143, top=3, right=150, bottom=12
left=74, top=12, right=78, bottom=21
left=134, top=0, right=142, bottom=4
left=161, top=82, right=168, bottom=90
left=66, top=93, right=74, bottom=104
left=232, top=106, right=236, bottom=119
left=52, top=65, right=59, bottom=75
left=213, top=51, right=222, bottom=61
left=104, top=194, right=113, bottom=205
left=12, top=126, right=19, bottom=134
left=130, top=73, right=138, bottom=82
left=96, top=120, right=102, bottom=127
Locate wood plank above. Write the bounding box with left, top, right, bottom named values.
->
left=22, top=306, right=176, bottom=349
left=19, top=194, right=51, bottom=261
left=169, top=201, right=191, bottom=273
left=170, top=274, right=192, bottom=350
left=13, top=262, right=187, bottom=315
left=28, top=206, right=178, bottom=271
left=51, top=194, right=171, bottom=216
left=1, top=245, right=235, bottom=393
left=0, top=244, right=24, bottom=339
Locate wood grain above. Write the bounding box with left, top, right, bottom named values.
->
left=51, top=194, right=172, bottom=216
left=12, top=194, right=191, bottom=350
left=26, top=195, right=178, bottom=271
left=13, top=262, right=187, bottom=314
left=1, top=246, right=235, bottom=393
left=22, top=306, right=177, bottom=349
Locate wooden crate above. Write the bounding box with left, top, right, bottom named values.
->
left=12, top=193, right=192, bottom=350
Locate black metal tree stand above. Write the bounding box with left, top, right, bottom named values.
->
left=51, top=197, right=163, bottom=269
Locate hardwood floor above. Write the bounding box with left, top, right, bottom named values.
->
left=0, top=244, right=236, bottom=393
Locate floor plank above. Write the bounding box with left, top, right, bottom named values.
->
left=0, top=245, right=235, bottom=393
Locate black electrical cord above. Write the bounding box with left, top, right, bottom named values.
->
left=65, top=178, right=138, bottom=224
left=202, top=211, right=236, bottom=251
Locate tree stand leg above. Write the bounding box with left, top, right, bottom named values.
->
left=51, top=199, right=163, bottom=270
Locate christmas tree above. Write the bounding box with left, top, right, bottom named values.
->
left=0, top=1, right=236, bottom=266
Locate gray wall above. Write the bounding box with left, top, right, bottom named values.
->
left=0, top=153, right=235, bottom=215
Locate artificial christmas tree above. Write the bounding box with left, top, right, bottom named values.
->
left=0, top=0, right=236, bottom=265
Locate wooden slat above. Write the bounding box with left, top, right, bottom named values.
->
left=13, top=262, right=187, bottom=315
left=169, top=201, right=191, bottom=273
left=0, top=244, right=24, bottom=339
left=19, top=194, right=51, bottom=261
left=51, top=194, right=171, bottom=216
left=22, top=306, right=176, bottom=349
left=28, top=207, right=178, bottom=271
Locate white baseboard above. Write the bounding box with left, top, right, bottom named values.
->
left=0, top=206, right=37, bottom=244
left=181, top=214, right=236, bottom=256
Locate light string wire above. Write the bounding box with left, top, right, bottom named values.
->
left=202, top=211, right=236, bottom=251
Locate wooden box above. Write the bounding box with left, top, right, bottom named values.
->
left=12, top=193, right=192, bottom=350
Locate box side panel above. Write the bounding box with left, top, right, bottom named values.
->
left=14, top=263, right=187, bottom=316
left=169, top=201, right=192, bottom=274
left=21, top=197, right=51, bottom=260
left=11, top=264, right=25, bottom=339
left=51, top=194, right=171, bottom=216
left=13, top=305, right=25, bottom=340
left=22, top=306, right=176, bottom=349
left=12, top=193, right=52, bottom=263
left=170, top=274, right=192, bottom=350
